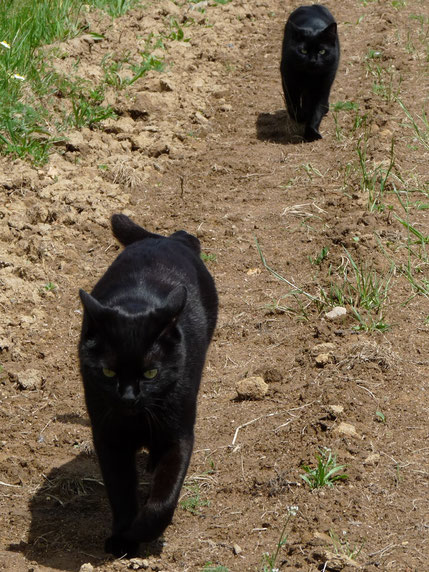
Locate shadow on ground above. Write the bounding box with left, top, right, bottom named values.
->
left=256, top=109, right=304, bottom=144
left=8, top=452, right=162, bottom=571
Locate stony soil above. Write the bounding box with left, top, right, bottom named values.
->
left=0, top=1, right=428, bottom=571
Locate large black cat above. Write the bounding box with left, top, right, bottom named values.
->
left=78, top=214, right=218, bottom=558
left=280, top=4, right=340, bottom=142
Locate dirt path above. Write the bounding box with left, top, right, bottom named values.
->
left=0, top=1, right=428, bottom=571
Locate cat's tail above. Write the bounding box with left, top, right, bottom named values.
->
left=111, top=214, right=158, bottom=246
left=112, top=213, right=202, bottom=255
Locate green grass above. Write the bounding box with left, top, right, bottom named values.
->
left=375, top=410, right=386, bottom=423
left=261, top=506, right=298, bottom=572
left=330, top=100, right=362, bottom=139
left=201, top=252, right=217, bottom=263
left=329, top=529, right=365, bottom=561
left=0, top=0, right=154, bottom=162
left=356, top=137, right=398, bottom=212
left=89, top=0, right=141, bottom=18
left=179, top=484, right=210, bottom=515
left=300, top=448, right=348, bottom=490
left=309, top=246, right=329, bottom=266
left=258, top=238, right=393, bottom=331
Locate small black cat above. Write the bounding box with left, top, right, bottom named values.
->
left=280, top=4, right=340, bottom=142
left=78, top=214, right=218, bottom=558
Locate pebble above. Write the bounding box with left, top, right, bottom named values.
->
left=79, top=564, right=94, bottom=572
left=235, top=376, right=268, bottom=400
left=315, top=353, right=333, bottom=367
left=334, top=422, right=360, bottom=439
left=159, top=78, right=174, bottom=92
left=14, top=369, right=43, bottom=391
left=233, top=543, right=242, bottom=555
left=311, top=342, right=336, bottom=356
left=325, top=306, right=347, bottom=320
left=128, top=558, right=150, bottom=570
left=328, top=405, right=344, bottom=417
left=364, top=453, right=380, bottom=466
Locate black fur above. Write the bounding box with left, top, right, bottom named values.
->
left=280, top=4, right=340, bottom=141
left=78, top=214, right=218, bottom=558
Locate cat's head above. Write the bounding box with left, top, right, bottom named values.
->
left=79, top=285, right=187, bottom=414
left=288, top=22, right=338, bottom=72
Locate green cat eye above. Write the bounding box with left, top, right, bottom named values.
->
left=300, top=48, right=307, bottom=54
left=143, top=368, right=158, bottom=380
left=319, top=49, right=326, bottom=55
left=102, top=368, right=116, bottom=378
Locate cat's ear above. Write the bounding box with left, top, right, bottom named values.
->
left=155, top=286, right=187, bottom=338
left=170, top=231, right=201, bottom=255
left=164, top=285, right=187, bottom=318
left=111, top=214, right=160, bottom=247
left=288, top=20, right=304, bottom=40
left=320, top=22, right=337, bottom=44
left=79, top=289, right=107, bottom=323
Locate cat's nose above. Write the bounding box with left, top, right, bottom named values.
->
left=120, top=384, right=137, bottom=402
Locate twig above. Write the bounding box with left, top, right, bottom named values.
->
left=237, top=170, right=275, bottom=179
left=368, top=543, right=397, bottom=557
left=231, top=412, right=280, bottom=446
left=255, top=238, right=320, bottom=303
left=356, top=384, right=377, bottom=400
left=0, top=481, right=21, bottom=488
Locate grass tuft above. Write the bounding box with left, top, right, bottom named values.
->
left=300, top=448, right=348, bottom=490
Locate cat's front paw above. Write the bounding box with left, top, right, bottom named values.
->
left=105, top=534, right=139, bottom=558
left=304, top=126, right=322, bottom=142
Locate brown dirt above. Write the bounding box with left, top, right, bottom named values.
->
left=1, top=1, right=428, bottom=571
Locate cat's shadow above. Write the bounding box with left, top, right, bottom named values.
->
left=9, top=452, right=162, bottom=571
left=256, top=109, right=305, bottom=144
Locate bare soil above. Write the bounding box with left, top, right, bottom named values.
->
left=0, top=1, right=428, bottom=571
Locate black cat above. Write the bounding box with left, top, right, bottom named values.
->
left=78, top=214, right=218, bottom=558
left=280, top=4, right=340, bottom=142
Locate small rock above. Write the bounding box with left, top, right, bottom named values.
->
left=246, top=268, right=261, bottom=276
left=324, top=550, right=360, bottom=569
left=130, top=93, right=153, bottom=118
left=325, top=306, right=347, bottom=320
left=328, top=405, right=344, bottom=417
left=233, top=543, right=242, bottom=555
left=235, top=376, right=268, bottom=400
left=315, top=353, right=333, bottom=368
left=79, top=564, right=94, bottom=572
left=148, top=140, right=170, bottom=158
left=220, top=103, right=233, bottom=112
left=334, top=422, right=360, bottom=439
left=158, top=0, right=181, bottom=17
left=190, top=0, right=209, bottom=11
left=66, top=131, right=87, bottom=152
left=128, top=558, right=150, bottom=570
left=311, top=343, right=336, bottom=356
left=160, top=78, right=174, bottom=92
left=364, top=453, right=380, bottom=466
left=14, top=369, right=43, bottom=391
left=194, top=111, right=209, bottom=124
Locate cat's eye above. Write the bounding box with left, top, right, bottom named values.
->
left=319, top=49, right=326, bottom=55
left=102, top=368, right=116, bottom=378
left=143, top=368, right=158, bottom=380
left=300, top=48, right=307, bottom=54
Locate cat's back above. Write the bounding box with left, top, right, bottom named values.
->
left=288, top=5, right=335, bottom=30
left=90, top=215, right=217, bottom=334
left=106, top=231, right=208, bottom=298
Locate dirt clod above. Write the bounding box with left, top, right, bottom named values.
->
left=235, top=376, right=268, bottom=400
